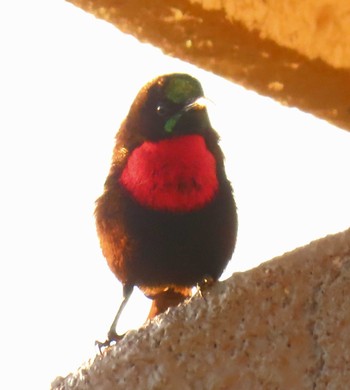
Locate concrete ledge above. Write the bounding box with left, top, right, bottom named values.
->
left=67, top=0, right=350, bottom=131
left=192, top=0, right=350, bottom=70
left=52, top=227, right=350, bottom=389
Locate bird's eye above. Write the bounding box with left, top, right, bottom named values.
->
left=156, top=103, right=169, bottom=116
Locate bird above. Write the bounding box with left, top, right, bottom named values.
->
left=95, top=73, right=238, bottom=349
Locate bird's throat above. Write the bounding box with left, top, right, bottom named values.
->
left=119, top=134, right=218, bottom=212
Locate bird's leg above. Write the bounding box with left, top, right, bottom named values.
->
left=105, top=284, right=133, bottom=341
left=95, top=284, right=134, bottom=352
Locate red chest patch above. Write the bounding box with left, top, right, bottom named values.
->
left=119, top=134, right=218, bottom=212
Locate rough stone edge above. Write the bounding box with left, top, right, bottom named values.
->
left=66, top=0, right=350, bottom=131
left=51, top=227, right=350, bottom=390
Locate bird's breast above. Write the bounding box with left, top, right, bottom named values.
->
left=119, top=134, right=218, bottom=212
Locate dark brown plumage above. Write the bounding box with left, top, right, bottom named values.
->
left=95, top=73, right=237, bottom=348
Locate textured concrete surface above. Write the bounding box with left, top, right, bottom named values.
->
left=52, top=227, right=350, bottom=389
left=67, top=0, right=350, bottom=131
left=192, top=0, right=350, bottom=69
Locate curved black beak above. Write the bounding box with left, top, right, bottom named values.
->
left=164, top=96, right=208, bottom=133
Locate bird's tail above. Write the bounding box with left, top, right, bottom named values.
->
left=147, top=287, right=192, bottom=319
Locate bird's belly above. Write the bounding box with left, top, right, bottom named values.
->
left=118, top=182, right=236, bottom=288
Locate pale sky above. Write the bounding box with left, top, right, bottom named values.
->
left=1, top=1, right=350, bottom=389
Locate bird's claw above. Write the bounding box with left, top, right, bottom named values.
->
left=95, top=339, right=111, bottom=354
left=95, top=331, right=125, bottom=354
left=196, top=276, right=215, bottom=299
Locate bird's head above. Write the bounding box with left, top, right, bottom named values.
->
left=124, top=73, right=211, bottom=143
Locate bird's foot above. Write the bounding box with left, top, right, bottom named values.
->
left=196, top=276, right=215, bottom=299
left=95, top=330, right=125, bottom=354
